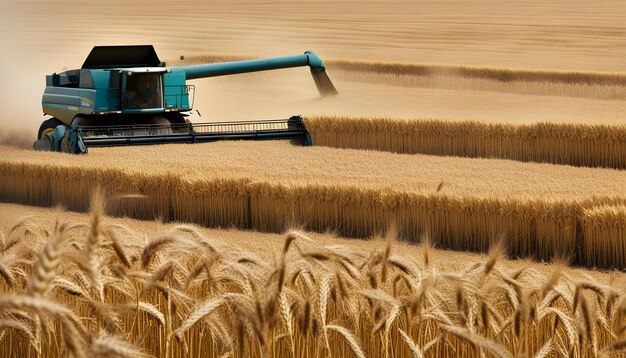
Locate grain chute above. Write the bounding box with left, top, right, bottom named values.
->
left=35, top=45, right=337, bottom=153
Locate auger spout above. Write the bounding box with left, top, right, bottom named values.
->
left=174, top=51, right=338, bottom=96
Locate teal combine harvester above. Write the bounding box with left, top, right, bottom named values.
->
left=34, top=45, right=337, bottom=153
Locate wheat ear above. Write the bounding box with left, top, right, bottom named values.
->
left=172, top=295, right=227, bottom=339
left=398, top=328, right=423, bottom=358
left=326, top=324, right=366, bottom=358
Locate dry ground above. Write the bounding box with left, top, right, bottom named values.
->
left=186, top=69, right=626, bottom=125
left=4, top=0, right=625, bottom=70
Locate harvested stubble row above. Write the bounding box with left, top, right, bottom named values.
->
left=306, top=116, right=626, bottom=169
left=327, top=59, right=626, bottom=86
left=1, top=143, right=626, bottom=268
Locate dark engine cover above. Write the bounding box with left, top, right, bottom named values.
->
left=81, top=45, right=162, bottom=69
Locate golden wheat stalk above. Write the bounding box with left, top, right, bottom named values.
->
left=1, top=211, right=626, bottom=357
left=305, top=115, right=626, bottom=169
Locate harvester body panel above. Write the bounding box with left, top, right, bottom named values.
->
left=163, top=71, right=191, bottom=111
left=43, top=68, right=191, bottom=124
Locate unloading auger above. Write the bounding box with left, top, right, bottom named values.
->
left=34, top=45, right=337, bottom=153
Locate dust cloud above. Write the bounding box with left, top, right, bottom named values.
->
left=0, top=52, right=50, bottom=147
left=0, top=130, right=33, bottom=149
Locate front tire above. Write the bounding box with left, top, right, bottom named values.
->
left=37, top=118, right=63, bottom=140
left=33, top=138, right=53, bottom=151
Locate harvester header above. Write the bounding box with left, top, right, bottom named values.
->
left=35, top=45, right=337, bottom=153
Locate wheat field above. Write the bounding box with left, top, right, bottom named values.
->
left=305, top=116, right=626, bottom=169
left=1, top=201, right=626, bottom=357
left=2, top=0, right=626, bottom=356
left=1, top=143, right=626, bottom=268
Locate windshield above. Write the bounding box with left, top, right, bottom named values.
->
left=124, top=73, right=163, bottom=109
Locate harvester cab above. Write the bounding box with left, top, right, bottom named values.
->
left=34, top=45, right=337, bottom=153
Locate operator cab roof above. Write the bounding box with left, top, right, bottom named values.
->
left=82, top=45, right=162, bottom=69
left=116, top=67, right=169, bottom=74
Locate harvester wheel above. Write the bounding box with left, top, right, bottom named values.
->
left=33, top=138, right=53, bottom=151
left=37, top=118, right=63, bottom=140
left=61, top=131, right=71, bottom=153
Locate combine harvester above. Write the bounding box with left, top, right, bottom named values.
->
left=34, top=45, right=337, bottom=153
